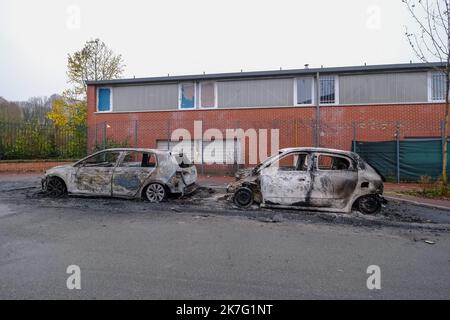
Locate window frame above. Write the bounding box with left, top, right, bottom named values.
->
left=294, top=77, right=315, bottom=107
left=428, top=71, right=447, bottom=103
left=318, top=75, right=339, bottom=105
left=293, top=75, right=339, bottom=106
left=118, top=151, right=158, bottom=168
left=267, top=151, right=311, bottom=171
left=198, top=81, right=218, bottom=109
left=79, top=150, right=121, bottom=167
left=96, top=87, right=113, bottom=113
left=315, top=153, right=353, bottom=171
left=178, top=82, right=197, bottom=110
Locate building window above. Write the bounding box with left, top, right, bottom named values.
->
left=97, top=87, right=112, bottom=112
left=295, top=77, right=314, bottom=105
left=431, top=72, right=447, bottom=102
left=179, top=83, right=196, bottom=109
left=320, top=76, right=337, bottom=104
left=200, top=81, right=216, bottom=108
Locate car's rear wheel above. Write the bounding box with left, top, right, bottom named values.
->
left=144, top=183, right=166, bottom=203
left=46, top=177, right=67, bottom=197
left=357, top=195, right=381, bottom=214
left=233, top=187, right=254, bottom=208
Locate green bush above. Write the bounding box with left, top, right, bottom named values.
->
left=0, top=122, right=87, bottom=160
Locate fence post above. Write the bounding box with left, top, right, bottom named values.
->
left=102, top=122, right=107, bottom=150
left=134, top=120, right=138, bottom=148
left=312, top=119, right=317, bottom=147
left=201, top=138, right=204, bottom=176
left=93, top=124, right=97, bottom=150
left=396, top=122, right=400, bottom=184
left=352, top=122, right=357, bottom=153
left=84, top=125, right=88, bottom=156
left=166, top=120, right=171, bottom=150
left=441, top=120, right=445, bottom=172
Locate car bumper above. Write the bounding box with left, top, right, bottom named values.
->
left=41, top=177, right=48, bottom=191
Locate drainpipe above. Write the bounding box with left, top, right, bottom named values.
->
left=315, top=72, right=321, bottom=147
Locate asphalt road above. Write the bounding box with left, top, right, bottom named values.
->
left=0, top=174, right=450, bottom=299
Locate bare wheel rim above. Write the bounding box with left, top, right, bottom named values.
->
left=146, top=184, right=165, bottom=202
left=47, top=177, right=65, bottom=197
left=359, top=196, right=380, bottom=214
left=234, top=187, right=254, bottom=207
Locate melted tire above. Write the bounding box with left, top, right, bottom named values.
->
left=233, top=187, right=254, bottom=208
left=357, top=195, right=381, bottom=214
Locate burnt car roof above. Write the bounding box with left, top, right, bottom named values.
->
left=72, top=148, right=173, bottom=166
left=279, top=147, right=358, bottom=158
left=97, top=148, right=170, bottom=155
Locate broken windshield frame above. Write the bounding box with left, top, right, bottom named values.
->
left=252, top=151, right=290, bottom=174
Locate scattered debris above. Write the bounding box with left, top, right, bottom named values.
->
left=318, top=213, right=337, bottom=222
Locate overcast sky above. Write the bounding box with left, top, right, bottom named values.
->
left=0, top=0, right=423, bottom=101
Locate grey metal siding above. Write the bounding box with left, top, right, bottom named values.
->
left=339, top=72, right=428, bottom=104
left=217, top=78, right=294, bottom=108
left=112, top=84, right=178, bottom=111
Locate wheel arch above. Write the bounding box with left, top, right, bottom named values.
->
left=45, top=174, right=68, bottom=190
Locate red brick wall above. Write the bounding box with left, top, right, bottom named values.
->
left=86, top=85, right=447, bottom=162
left=0, top=161, right=74, bottom=173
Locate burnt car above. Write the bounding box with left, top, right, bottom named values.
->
left=228, top=147, right=385, bottom=214
left=42, top=148, right=197, bottom=202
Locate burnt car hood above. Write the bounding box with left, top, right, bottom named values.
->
left=46, top=164, right=73, bottom=173
left=235, top=168, right=254, bottom=180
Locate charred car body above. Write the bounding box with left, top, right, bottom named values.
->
left=42, top=148, right=197, bottom=202
left=228, top=148, right=385, bottom=214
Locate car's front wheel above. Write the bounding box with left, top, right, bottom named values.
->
left=144, top=183, right=166, bottom=203
left=357, top=195, right=381, bottom=214
left=233, top=187, right=254, bottom=208
left=45, top=176, right=67, bottom=197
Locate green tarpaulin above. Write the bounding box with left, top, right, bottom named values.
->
left=355, top=139, right=447, bottom=182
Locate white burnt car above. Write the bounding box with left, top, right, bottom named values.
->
left=42, top=148, right=197, bottom=202
left=228, top=147, right=386, bottom=214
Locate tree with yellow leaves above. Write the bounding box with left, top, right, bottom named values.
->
left=47, top=96, right=86, bottom=129
left=48, top=38, right=124, bottom=128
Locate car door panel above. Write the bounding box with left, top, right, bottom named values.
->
left=74, top=167, right=115, bottom=196
left=112, top=168, right=155, bottom=197
left=73, top=151, right=121, bottom=196
left=260, top=168, right=311, bottom=205
left=260, top=153, right=312, bottom=206
left=310, top=154, right=358, bottom=209
left=112, top=151, right=156, bottom=197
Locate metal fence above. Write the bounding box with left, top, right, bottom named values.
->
left=0, top=122, right=87, bottom=160
left=88, top=118, right=447, bottom=181
left=1, top=119, right=447, bottom=181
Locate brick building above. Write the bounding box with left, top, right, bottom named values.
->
left=86, top=62, right=447, bottom=172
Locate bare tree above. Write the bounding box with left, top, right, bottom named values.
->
left=403, top=0, right=450, bottom=189
left=0, top=97, right=22, bottom=123
left=19, top=95, right=60, bottom=125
